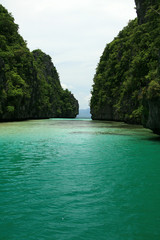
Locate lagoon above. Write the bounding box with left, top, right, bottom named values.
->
left=0, top=119, right=160, bottom=240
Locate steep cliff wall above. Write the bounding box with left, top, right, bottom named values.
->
left=0, top=4, right=79, bottom=120
left=135, top=0, right=158, bottom=24
left=90, top=0, right=160, bottom=133
left=32, top=50, right=79, bottom=118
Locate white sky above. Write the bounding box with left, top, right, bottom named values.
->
left=0, top=0, right=137, bottom=109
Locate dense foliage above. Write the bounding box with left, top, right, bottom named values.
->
left=32, top=50, right=79, bottom=118
left=0, top=4, right=78, bottom=120
left=90, top=1, right=160, bottom=128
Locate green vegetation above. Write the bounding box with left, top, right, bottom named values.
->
left=91, top=1, right=160, bottom=131
left=0, top=4, right=78, bottom=120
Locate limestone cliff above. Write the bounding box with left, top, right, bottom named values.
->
left=135, top=0, right=158, bottom=24
left=90, top=0, right=160, bottom=134
left=0, top=4, right=79, bottom=121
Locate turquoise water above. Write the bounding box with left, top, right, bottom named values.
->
left=0, top=119, right=160, bottom=240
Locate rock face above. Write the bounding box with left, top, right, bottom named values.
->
left=0, top=4, right=79, bottom=121
left=90, top=0, right=160, bottom=134
left=91, top=103, right=113, bottom=121
left=135, top=0, right=158, bottom=24
left=146, top=100, right=160, bottom=134
left=135, top=0, right=160, bottom=134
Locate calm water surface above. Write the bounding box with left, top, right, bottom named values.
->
left=0, top=119, right=160, bottom=240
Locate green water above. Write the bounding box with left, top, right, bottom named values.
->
left=0, top=119, right=160, bottom=240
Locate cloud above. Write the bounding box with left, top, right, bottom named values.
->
left=84, top=94, right=91, bottom=106
left=75, top=92, right=91, bottom=109
left=1, top=0, right=137, bottom=108
left=61, top=83, right=74, bottom=90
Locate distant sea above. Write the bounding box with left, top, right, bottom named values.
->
left=0, top=119, right=160, bottom=240
left=76, top=108, right=91, bottom=118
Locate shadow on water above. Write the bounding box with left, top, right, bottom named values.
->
left=145, top=136, right=160, bottom=142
